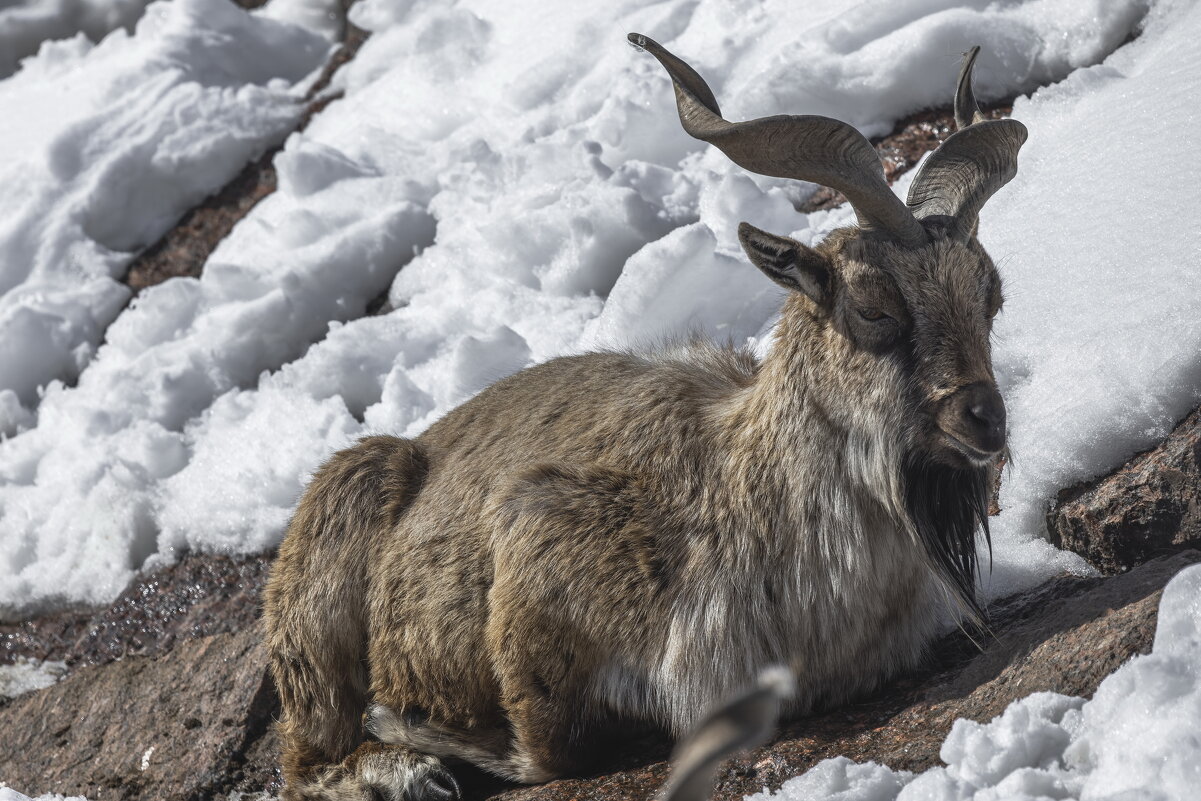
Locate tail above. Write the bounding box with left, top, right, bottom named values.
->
left=659, top=667, right=794, bottom=801
left=263, top=435, right=428, bottom=792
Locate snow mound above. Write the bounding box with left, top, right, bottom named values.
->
left=0, top=0, right=152, bottom=80
left=0, top=0, right=329, bottom=432
left=981, top=0, right=1201, bottom=598
left=0, top=658, right=67, bottom=701
left=753, top=562, right=1201, bottom=801
left=0, top=790, right=86, bottom=801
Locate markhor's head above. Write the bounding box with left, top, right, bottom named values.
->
left=632, top=35, right=1024, bottom=616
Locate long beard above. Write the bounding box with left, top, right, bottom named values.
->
left=903, top=455, right=993, bottom=624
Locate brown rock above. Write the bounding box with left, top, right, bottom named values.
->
left=1048, top=405, right=1201, bottom=574
left=0, top=625, right=279, bottom=801
left=1, top=551, right=272, bottom=669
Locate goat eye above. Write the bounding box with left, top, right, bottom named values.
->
left=857, top=307, right=891, bottom=323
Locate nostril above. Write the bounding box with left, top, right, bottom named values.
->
left=962, top=383, right=1005, bottom=433
left=969, top=401, right=1001, bottom=426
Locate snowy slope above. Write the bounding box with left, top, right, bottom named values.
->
left=1, top=0, right=1200, bottom=799
left=0, top=0, right=1191, bottom=638
left=0, top=0, right=329, bottom=436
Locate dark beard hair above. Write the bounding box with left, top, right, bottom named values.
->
left=903, top=455, right=993, bottom=624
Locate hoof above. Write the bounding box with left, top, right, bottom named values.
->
left=404, top=761, right=461, bottom=801
left=357, top=746, right=460, bottom=801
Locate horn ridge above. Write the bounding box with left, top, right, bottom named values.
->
left=630, top=32, right=927, bottom=247
left=908, top=47, right=1026, bottom=240
left=954, top=45, right=986, bottom=130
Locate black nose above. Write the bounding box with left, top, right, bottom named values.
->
left=954, top=381, right=1006, bottom=454
left=935, top=381, right=1006, bottom=459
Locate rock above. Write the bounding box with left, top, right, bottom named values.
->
left=1048, top=406, right=1201, bottom=574
left=1, top=554, right=1195, bottom=800
left=0, top=625, right=280, bottom=801
left=0, top=551, right=272, bottom=669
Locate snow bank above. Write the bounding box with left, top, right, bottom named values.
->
left=0, top=0, right=329, bottom=433
left=981, top=0, right=1201, bottom=597
left=0, top=0, right=1183, bottom=616
left=0, top=0, right=152, bottom=80
left=752, top=561, right=1201, bottom=801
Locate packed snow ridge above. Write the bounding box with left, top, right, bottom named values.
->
left=0, top=0, right=1196, bottom=631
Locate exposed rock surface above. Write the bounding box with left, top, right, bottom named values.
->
left=3, top=551, right=1195, bottom=801
left=0, top=552, right=271, bottom=668
left=0, top=626, right=278, bottom=801
left=1048, top=406, right=1201, bottom=574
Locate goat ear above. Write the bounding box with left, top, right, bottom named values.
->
left=737, top=222, right=830, bottom=306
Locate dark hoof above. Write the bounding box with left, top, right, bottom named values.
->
left=407, top=764, right=461, bottom=801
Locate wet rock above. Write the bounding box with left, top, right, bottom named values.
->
left=0, top=551, right=272, bottom=669
left=1048, top=405, right=1201, bottom=574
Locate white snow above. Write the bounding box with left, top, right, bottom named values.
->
left=0, top=0, right=152, bottom=80
left=0, top=657, right=67, bottom=701
left=0, top=790, right=86, bottom=801
left=0, top=0, right=1190, bottom=675
left=752, top=561, right=1201, bottom=801
left=0, top=0, right=329, bottom=435
left=981, top=0, right=1201, bottom=598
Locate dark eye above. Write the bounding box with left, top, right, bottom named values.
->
left=989, top=295, right=1004, bottom=319
left=857, top=307, right=892, bottom=323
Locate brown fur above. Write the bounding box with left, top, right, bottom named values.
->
left=263, top=219, right=1007, bottom=800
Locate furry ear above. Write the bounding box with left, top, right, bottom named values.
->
left=737, top=222, right=831, bottom=306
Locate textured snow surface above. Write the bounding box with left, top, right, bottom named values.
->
left=0, top=790, right=85, bottom=801
left=0, top=0, right=328, bottom=431
left=0, top=0, right=1191, bottom=626
left=751, top=562, right=1201, bottom=801
left=0, top=0, right=152, bottom=79
left=0, top=657, right=67, bottom=701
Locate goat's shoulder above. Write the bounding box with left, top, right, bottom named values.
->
left=422, top=340, right=758, bottom=449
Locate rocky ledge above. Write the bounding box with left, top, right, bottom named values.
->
left=1048, top=406, right=1201, bottom=574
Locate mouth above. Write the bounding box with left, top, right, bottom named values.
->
left=939, top=430, right=1002, bottom=467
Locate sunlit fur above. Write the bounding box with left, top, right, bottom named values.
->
left=262, top=220, right=1003, bottom=801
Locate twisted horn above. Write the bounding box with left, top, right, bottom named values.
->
left=630, top=33, right=927, bottom=248
left=954, top=46, right=986, bottom=130
left=907, top=47, right=1027, bottom=239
